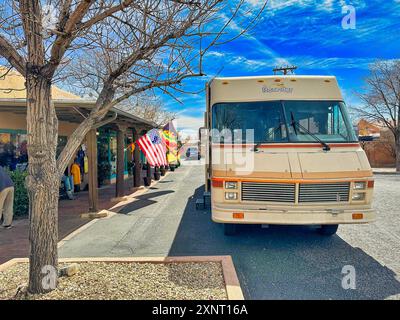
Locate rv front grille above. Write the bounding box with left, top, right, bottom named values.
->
left=298, top=182, right=350, bottom=203
left=241, top=182, right=295, bottom=203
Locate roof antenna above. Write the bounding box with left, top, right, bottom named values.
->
left=273, top=65, right=297, bottom=75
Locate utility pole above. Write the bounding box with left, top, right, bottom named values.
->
left=273, top=65, right=297, bottom=75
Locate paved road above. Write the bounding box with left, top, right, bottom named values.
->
left=60, top=162, right=400, bottom=299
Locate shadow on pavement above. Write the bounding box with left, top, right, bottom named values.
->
left=168, top=185, right=400, bottom=300
left=118, top=190, right=175, bottom=214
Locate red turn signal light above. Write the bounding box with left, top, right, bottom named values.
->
left=367, top=180, right=374, bottom=188
left=212, top=179, right=223, bottom=188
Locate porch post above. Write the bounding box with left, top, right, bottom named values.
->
left=116, top=125, right=127, bottom=198
left=147, top=160, right=152, bottom=185
left=133, top=127, right=141, bottom=188
left=87, top=129, right=98, bottom=212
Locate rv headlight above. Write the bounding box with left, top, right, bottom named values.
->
left=353, top=181, right=366, bottom=190
left=352, top=193, right=365, bottom=201
left=225, top=181, right=238, bottom=189
left=225, top=192, right=238, bottom=200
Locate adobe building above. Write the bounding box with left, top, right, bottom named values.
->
left=357, top=119, right=396, bottom=168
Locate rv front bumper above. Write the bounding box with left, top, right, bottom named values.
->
left=212, top=205, right=375, bottom=225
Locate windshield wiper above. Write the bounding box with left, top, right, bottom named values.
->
left=290, top=112, right=331, bottom=151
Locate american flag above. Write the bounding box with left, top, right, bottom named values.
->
left=137, top=129, right=167, bottom=167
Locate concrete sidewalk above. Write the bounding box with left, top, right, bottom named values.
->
left=373, top=168, right=398, bottom=174
left=1, top=177, right=138, bottom=264
left=59, top=165, right=193, bottom=258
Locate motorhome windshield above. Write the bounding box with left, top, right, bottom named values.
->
left=211, top=100, right=357, bottom=144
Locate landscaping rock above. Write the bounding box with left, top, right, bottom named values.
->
left=59, top=263, right=80, bottom=277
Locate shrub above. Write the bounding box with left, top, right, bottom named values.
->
left=7, top=169, right=29, bottom=217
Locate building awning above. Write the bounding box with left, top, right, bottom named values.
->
left=0, top=67, right=156, bottom=129
left=0, top=98, right=156, bottom=130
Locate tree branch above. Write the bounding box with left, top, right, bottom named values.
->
left=46, top=0, right=96, bottom=77
left=0, top=35, right=26, bottom=74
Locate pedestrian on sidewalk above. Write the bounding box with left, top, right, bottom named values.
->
left=0, top=166, right=14, bottom=229
left=70, top=159, right=81, bottom=193
left=62, top=168, right=75, bottom=200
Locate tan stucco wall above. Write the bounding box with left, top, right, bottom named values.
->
left=0, top=111, right=79, bottom=136
left=0, top=67, right=80, bottom=100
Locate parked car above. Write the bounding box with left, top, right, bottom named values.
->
left=185, top=147, right=200, bottom=160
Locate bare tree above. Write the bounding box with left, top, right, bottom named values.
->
left=0, top=0, right=267, bottom=293
left=121, top=97, right=176, bottom=127
left=354, top=61, right=400, bottom=171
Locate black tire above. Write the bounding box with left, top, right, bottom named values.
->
left=318, top=224, right=339, bottom=236
left=224, top=224, right=237, bottom=236
left=170, top=166, right=175, bottom=172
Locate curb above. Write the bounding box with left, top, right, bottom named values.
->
left=0, top=255, right=244, bottom=300
left=373, top=171, right=399, bottom=175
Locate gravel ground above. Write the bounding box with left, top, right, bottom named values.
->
left=337, top=174, right=400, bottom=299
left=0, top=262, right=227, bottom=300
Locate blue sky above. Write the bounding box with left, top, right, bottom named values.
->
left=164, top=0, right=400, bottom=138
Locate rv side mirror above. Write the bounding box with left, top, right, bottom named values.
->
left=358, top=136, right=374, bottom=142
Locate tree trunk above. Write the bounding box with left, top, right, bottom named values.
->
left=26, top=73, right=59, bottom=294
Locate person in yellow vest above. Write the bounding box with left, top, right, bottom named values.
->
left=70, top=159, right=81, bottom=193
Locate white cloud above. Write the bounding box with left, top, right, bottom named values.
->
left=174, top=115, right=204, bottom=140
left=246, top=0, right=267, bottom=7
left=207, top=51, right=225, bottom=58
left=227, top=54, right=291, bottom=71
left=255, top=0, right=367, bottom=12
left=292, top=56, right=398, bottom=70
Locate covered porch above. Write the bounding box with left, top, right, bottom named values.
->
left=0, top=98, right=159, bottom=214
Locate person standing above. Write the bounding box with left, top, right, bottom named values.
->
left=70, top=159, right=81, bottom=193
left=0, top=166, right=14, bottom=229
left=62, top=169, right=75, bottom=200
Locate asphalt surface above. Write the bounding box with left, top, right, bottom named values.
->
left=60, top=162, right=400, bottom=300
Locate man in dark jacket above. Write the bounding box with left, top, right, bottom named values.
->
left=0, top=166, right=14, bottom=229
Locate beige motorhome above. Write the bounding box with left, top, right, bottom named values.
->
left=204, top=75, right=375, bottom=235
